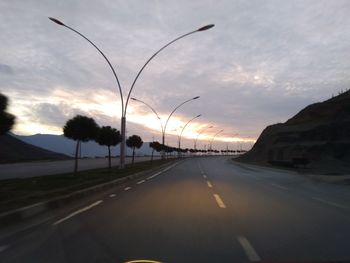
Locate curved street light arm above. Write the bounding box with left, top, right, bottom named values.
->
left=179, top=114, right=201, bottom=139
left=163, top=97, right=199, bottom=138
left=194, top=125, right=213, bottom=148
left=209, top=129, right=224, bottom=149
left=49, top=18, right=124, bottom=116
left=124, top=30, right=202, bottom=116
left=131, top=98, right=164, bottom=135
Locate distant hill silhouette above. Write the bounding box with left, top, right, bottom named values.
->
left=239, top=90, right=350, bottom=174
left=0, top=134, right=69, bottom=163
left=12, top=133, right=156, bottom=158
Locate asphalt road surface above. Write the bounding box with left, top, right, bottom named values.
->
left=1, top=156, right=350, bottom=262
left=0, top=156, right=162, bottom=179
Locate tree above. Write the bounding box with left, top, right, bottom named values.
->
left=0, top=93, right=15, bottom=135
left=126, top=135, right=143, bottom=164
left=63, top=115, right=99, bottom=173
left=96, top=126, right=121, bottom=168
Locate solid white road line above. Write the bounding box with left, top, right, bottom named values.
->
left=124, top=187, right=131, bottom=191
left=53, top=200, right=103, bottom=226
left=312, top=197, right=349, bottom=210
left=137, top=180, right=145, bottom=185
left=270, top=183, right=288, bottom=191
left=213, top=194, right=226, bottom=208
left=109, top=194, right=116, bottom=198
left=237, top=236, right=261, bottom=262
left=207, top=181, right=213, bottom=188
left=0, top=245, right=8, bottom=253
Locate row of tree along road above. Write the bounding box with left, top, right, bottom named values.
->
left=63, top=115, right=144, bottom=173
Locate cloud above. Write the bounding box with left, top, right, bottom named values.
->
left=1, top=0, right=350, bottom=149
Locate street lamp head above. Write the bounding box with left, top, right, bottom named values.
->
left=48, top=17, right=65, bottom=26
left=193, top=96, right=200, bottom=100
left=130, top=97, right=137, bottom=101
left=209, top=126, right=213, bottom=128
left=197, top=24, right=215, bottom=31
left=196, top=114, right=202, bottom=118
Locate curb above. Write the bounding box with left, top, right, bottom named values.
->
left=0, top=160, right=180, bottom=226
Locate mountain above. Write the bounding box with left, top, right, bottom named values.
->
left=12, top=133, right=157, bottom=158
left=0, top=134, right=69, bottom=163
left=239, top=90, right=350, bottom=174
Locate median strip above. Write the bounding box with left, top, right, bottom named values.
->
left=213, top=194, right=226, bottom=208
left=52, top=200, right=103, bottom=226
left=237, top=236, right=261, bottom=262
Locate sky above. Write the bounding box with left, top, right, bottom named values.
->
left=1, top=0, right=350, bottom=150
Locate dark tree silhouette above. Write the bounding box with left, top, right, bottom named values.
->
left=126, top=135, right=143, bottom=164
left=96, top=126, right=121, bottom=168
left=149, top=141, right=163, bottom=162
left=0, top=93, right=15, bottom=135
left=63, top=115, right=99, bottom=173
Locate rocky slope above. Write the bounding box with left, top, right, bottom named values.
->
left=239, top=91, right=350, bottom=174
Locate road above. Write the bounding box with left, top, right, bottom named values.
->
left=1, top=156, right=350, bottom=262
left=0, top=156, right=162, bottom=179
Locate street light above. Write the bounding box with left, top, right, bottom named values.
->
left=194, top=125, right=213, bottom=150
left=130, top=97, right=164, bottom=139
left=209, top=129, right=224, bottom=151
left=178, top=114, right=201, bottom=155
left=131, top=96, right=200, bottom=159
left=49, top=17, right=214, bottom=168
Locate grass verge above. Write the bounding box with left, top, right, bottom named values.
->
left=0, top=158, right=176, bottom=213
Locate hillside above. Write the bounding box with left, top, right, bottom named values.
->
left=0, top=134, right=69, bottom=163
left=12, top=133, right=157, bottom=158
left=239, top=91, right=350, bottom=174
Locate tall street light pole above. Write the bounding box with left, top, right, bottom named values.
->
left=132, top=96, right=200, bottom=159
left=178, top=114, right=201, bottom=155
left=49, top=17, right=214, bottom=168
left=162, top=96, right=200, bottom=159
left=209, top=129, right=224, bottom=151
left=130, top=97, right=164, bottom=141
left=194, top=125, right=213, bottom=150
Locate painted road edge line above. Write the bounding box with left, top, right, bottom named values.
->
left=237, top=236, right=261, bottom=262
left=52, top=200, right=103, bottom=226
left=312, top=197, right=348, bottom=210
left=207, top=181, right=213, bottom=188
left=137, top=180, right=145, bottom=185
left=213, top=194, right=226, bottom=208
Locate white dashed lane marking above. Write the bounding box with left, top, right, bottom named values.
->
left=237, top=236, right=261, bottom=262
left=213, top=194, right=226, bottom=208
left=109, top=194, right=116, bottom=198
left=124, top=187, right=131, bottom=191
left=207, top=181, right=213, bottom=188
left=137, top=180, right=145, bottom=185
left=52, top=200, right=103, bottom=226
